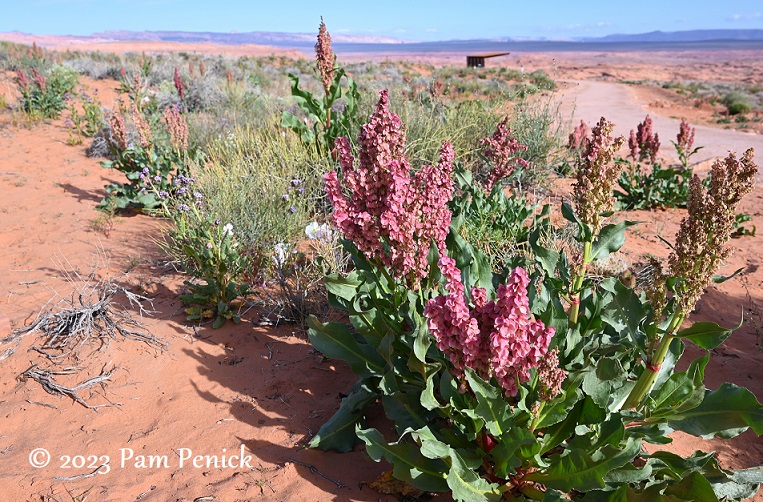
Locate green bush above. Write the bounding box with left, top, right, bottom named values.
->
left=615, top=161, right=694, bottom=210
left=722, top=91, right=754, bottom=116
left=198, top=119, right=331, bottom=280
left=16, top=64, right=78, bottom=119
left=507, top=97, right=568, bottom=189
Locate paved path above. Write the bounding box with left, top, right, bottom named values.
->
left=556, top=80, right=762, bottom=171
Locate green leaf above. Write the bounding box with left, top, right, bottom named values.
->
left=536, top=384, right=583, bottom=429
left=604, top=461, right=654, bottom=486
left=324, top=271, right=362, bottom=304
left=668, top=383, right=763, bottom=438
left=675, top=319, right=741, bottom=350
left=600, top=278, right=648, bottom=353
left=356, top=427, right=449, bottom=492
left=464, top=368, right=512, bottom=437
left=541, top=397, right=585, bottom=455
left=561, top=201, right=580, bottom=225
left=665, top=471, right=719, bottom=502
left=647, top=450, right=721, bottom=479
left=306, top=316, right=387, bottom=379
left=382, top=392, right=430, bottom=434
left=421, top=371, right=441, bottom=411
left=709, top=467, right=763, bottom=501
left=411, top=426, right=451, bottom=460
left=530, top=227, right=559, bottom=275
left=526, top=438, right=641, bottom=491
left=711, top=267, right=744, bottom=284
left=591, top=221, right=638, bottom=261
left=649, top=371, right=703, bottom=418
left=446, top=448, right=502, bottom=502
left=309, top=384, right=377, bottom=452
left=492, top=427, right=536, bottom=478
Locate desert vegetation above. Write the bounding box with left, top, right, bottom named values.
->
left=0, top=22, right=762, bottom=501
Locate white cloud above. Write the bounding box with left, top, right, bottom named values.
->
left=726, top=12, right=762, bottom=22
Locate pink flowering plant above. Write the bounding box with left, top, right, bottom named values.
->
left=307, top=92, right=763, bottom=500
left=616, top=116, right=695, bottom=210
left=100, top=102, right=202, bottom=211
left=671, top=118, right=704, bottom=169
left=281, top=18, right=360, bottom=157
left=15, top=64, right=77, bottom=119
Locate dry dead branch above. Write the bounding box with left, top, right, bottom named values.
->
left=12, top=279, right=167, bottom=361
left=17, top=363, right=119, bottom=410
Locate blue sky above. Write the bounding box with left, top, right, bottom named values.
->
left=1, top=0, right=761, bottom=41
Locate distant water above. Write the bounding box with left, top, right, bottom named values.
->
left=286, top=39, right=763, bottom=55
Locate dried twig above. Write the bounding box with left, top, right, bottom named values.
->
left=286, top=459, right=345, bottom=488
left=18, top=363, right=119, bottom=410
left=13, top=279, right=166, bottom=361
left=54, top=464, right=106, bottom=481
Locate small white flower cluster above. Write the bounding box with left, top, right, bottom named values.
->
left=304, top=222, right=333, bottom=242
left=223, top=223, right=234, bottom=237
left=272, top=242, right=294, bottom=267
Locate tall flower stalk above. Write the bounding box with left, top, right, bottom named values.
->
left=281, top=17, right=360, bottom=158
left=425, top=257, right=556, bottom=398
left=623, top=148, right=757, bottom=409
left=672, top=118, right=703, bottom=169
left=480, top=118, right=529, bottom=192
left=315, top=17, right=335, bottom=132
left=324, top=89, right=454, bottom=288
left=628, top=114, right=660, bottom=164
left=569, top=117, right=624, bottom=326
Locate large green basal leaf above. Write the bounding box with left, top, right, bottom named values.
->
left=307, top=315, right=387, bottom=379
left=525, top=437, right=641, bottom=492
left=356, top=427, right=449, bottom=492
left=668, top=383, right=763, bottom=438
left=447, top=448, right=502, bottom=502
left=308, top=383, right=377, bottom=452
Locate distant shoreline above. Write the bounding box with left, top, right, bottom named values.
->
left=326, top=39, right=763, bottom=55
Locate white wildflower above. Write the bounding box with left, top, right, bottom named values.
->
left=305, top=221, right=333, bottom=242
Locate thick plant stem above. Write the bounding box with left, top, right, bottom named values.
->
left=568, top=240, right=592, bottom=327
left=622, top=314, right=684, bottom=409
left=529, top=402, right=546, bottom=433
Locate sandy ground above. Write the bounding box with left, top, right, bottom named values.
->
left=0, top=39, right=762, bottom=501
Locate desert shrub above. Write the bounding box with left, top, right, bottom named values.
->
left=100, top=103, right=202, bottom=211
left=63, top=57, right=123, bottom=80
left=64, top=87, right=105, bottom=144
left=396, top=93, right=503, bottom=173
left=198, top=119, right=331, bottom=282
left=506, top=96, right=568, bottom=189
left=307, top=101, right=763, bottom=501
left=15, top=64, right=78, bottom=119
left=722, top=90, right=754, bottom=116
left=0, top=41, right=48, bottom=71
left=155, top=176, right=252, bottom=328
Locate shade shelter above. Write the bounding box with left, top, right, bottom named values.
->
left=466, top=52, right=511, bottom=68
